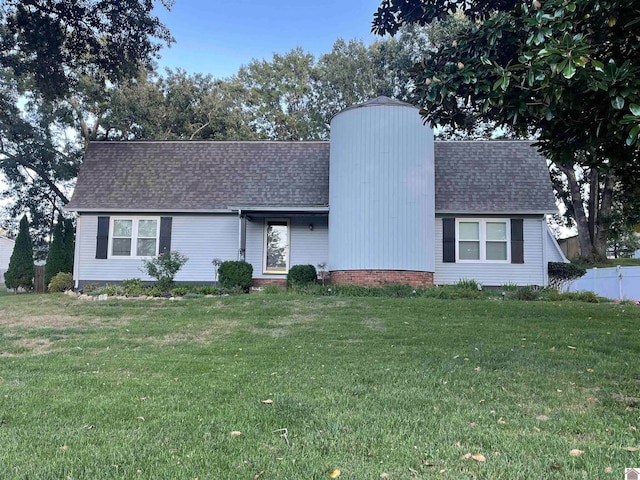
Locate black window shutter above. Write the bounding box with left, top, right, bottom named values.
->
left=511, top=219, right=524, bottom=264
left=443, top=217, right=456, bottom=263
left=96, top=216, right=110, bottom=259
left=159, top=217, right=172, bottom=254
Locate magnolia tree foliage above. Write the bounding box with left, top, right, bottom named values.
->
left=373, top=0, right=640, bottom=261
left=372, top=0, right=640, bottom=153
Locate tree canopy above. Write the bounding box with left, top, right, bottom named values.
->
left=373, top=0, right=640, bottom=158
left=372, top=0, right=640, bottom=260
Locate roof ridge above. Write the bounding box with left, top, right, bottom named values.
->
left=89, top=140, right=330, bottom=144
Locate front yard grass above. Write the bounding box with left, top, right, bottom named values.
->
left=0, top=293, right=638, bottom=479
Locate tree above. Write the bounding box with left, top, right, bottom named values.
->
left=4, top=215, right=35, bottom=292
left=0, top=0, right=173, bottom=248
left=372, top=0, right=640, bottom=261
left=237, top=48, right=319, bottom=140
left=44, top=218, right=65, bottom=287
left=45, top=216, right=74, bottom=287
left=2, top=0, right=173, bottom=99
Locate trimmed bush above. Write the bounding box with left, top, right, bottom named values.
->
left=287, top=264, right=317, bottom=287
left=48, top=272, right=74, bottom=292
left=218, top=260, right=253, bottom=291
left=548, top=262, right=587, bottom=290
left=4, top=215, right=35, bottom=292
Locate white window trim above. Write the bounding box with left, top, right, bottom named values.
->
left=455, top=218, right=511, bottom=263
left=263, top=218, right=290, bottom=274
left=107, top=216, right=161, bottom=259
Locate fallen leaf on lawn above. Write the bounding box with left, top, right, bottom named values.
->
left=569, top=449, right=584, bottom=456
left=254, top=471, right=265, bottom=480
left=424, top=461, right=435, bottom=466
left=623, top=446, right=639, bottom=452
left=585, top=397, right=597, bottom=403
left=605, top=466, right=612, bottom=473
left=533, top=427, right=541, bottom=432
left=557, top=389, right=563, bottom=393
left=135, top=416, right=145, bottom=421
left=550, top=346, right=556, bottom=351
left=586, top=368, right=594, bottom=373
left=230, top=431, right=242, bottom=437
left=567, top=346, right=577, bottom=350
left=261, top=399, right=273, bottom=404
left=409, top=467, right=418, bottom=476
left=462, top=453, right=472, bottom=460
left=474, top=366, right=481, bottom=372
left=467, top=422, right=477, bottom=427
left=471, top=454, right=486, bottom=462
left=439, top=469, right=446, bottom=473
left=380, top=473, right=390, bottom=479
left=536, top=415, right=549, bottom=421
left=498, top=418, right=507, bottom=425
left=329, top=469, right=341, bottom=478
left=551, top=463, right=562, bottom=470
left=60, top=445, right=70, bottom=451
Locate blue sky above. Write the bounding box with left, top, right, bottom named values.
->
left=154, top=0, right=383, bottom=79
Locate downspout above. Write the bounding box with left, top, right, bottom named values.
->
left=541, top=217, right=548, bottom=286
left=238, top=210, right=247, bottom=261
left=73, top=214, right=81, bottom=290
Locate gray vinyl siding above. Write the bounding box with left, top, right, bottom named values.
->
left=434, top=216, right=546, bottom=286
left=545, top=225, right=568, bottom=263
left=75, top=214, right=238, bottom=284
left=329, top=104, right=435, bottom=273
left=246, top=217, right=329, bottom=280
left=0, top=237, right=14, bottom=284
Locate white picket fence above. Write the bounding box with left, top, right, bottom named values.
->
left=567, top=265, right=640, bottom=300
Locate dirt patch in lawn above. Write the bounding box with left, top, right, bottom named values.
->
left=0, top=313, right=129, bottom=330
left=362, top=317, right=386, bottom=331
left=1, top=337, right=56, bottom=356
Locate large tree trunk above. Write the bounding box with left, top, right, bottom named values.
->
left=594, top=174, right=615, bottom=260
left=559, top=164, right=594, bottom=260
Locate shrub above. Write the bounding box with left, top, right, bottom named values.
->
left=548, top=262, right=587, bottom=290
left=287, top=264, right=317, bottom=287
left=100, top=284, right=124, bottom=296
left=454, top=278, right=482, bottom=291
left=122, top=278, right=146, bottom=296
left=183, top=292, right=203, bottom=299
left=145, top=286, right=162, bottom=297
left=171, top=286, right=189, bottom=297
left=141, top=251, right=188, bottom=292
left=218, top=260, right=253, bottom=291
left=48, top=272, right=74, bottom=292
left=262, top=284, right=284, bottom=295
left=4, top=215, right=35, bottom=292
left=82, top=282, right=100, bottom=294
left=197, top=285, right=220, bottom=295
left=509, top=285, right=541, bottom=301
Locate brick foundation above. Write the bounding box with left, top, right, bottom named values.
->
left=251, top=278, right=287, bottom=288
left=330, top=270, right=434, bottom=288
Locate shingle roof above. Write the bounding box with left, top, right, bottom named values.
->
left=434, top=141, right=556, bottom=214
left=67, top=141, right=330, bottom=211
left=67, top=140, right=557, bottom=214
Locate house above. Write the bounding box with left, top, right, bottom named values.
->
left=67, top=97, right=566, bottom=289
left=0, top=236, right=16, bottom=284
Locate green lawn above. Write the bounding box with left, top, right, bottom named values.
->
left=0, top=293, right=638, bottom=479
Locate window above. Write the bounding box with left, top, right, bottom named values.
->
left=109, top=217, right=159, bottom=258
left=456, top=219, right=510, bottom=262
left=264, top=219, right=289, bottom=273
